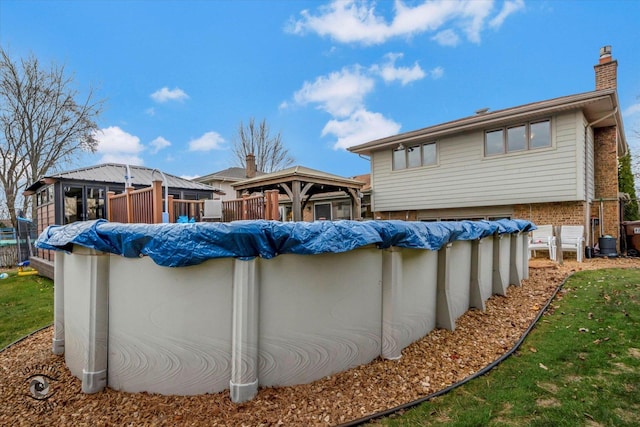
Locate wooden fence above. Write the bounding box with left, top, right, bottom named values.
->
left=107, top=180, right=280, bottom=224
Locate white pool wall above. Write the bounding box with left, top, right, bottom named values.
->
left=54, top=231, right=528, bottom=402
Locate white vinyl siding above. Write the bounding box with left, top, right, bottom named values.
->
left=371, top=112, right=586, bottom=211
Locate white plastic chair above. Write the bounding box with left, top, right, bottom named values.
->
left=560, top=225, right=585, bottom=262
left=529, top=225, right=556, bottom=261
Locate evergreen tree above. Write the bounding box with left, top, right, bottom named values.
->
left=618, top=151, right=639, bottom=221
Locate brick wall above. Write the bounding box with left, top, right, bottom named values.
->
left=513, top=201, right=586, bottom=226
left=593, top=125, right=620, bottom=241
left=594, top=59, right=617, bottom=90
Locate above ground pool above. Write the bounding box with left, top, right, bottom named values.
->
left=37, top=218, right=534, bottom=402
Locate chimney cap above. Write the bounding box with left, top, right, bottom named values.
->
left=599, top=45, right=612, bottom=63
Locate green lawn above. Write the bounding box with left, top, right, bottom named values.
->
left=371, top=268, right=640, bottom=426
left=0, top=269, right=54, bottom=349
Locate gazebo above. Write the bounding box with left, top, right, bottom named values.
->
left=232, top=166, right=365, bottom=221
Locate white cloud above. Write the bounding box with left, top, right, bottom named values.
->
left=322, top=109, right=401, bottom=150
left=290, top=54, right=444, bottom=150
left=489, top=0, right=525, bottom=29
left=150, top=87, right=189, bottom=103
left=145, top=107, right=156, bottom=116
left=293, top=66, right=375, bottom=117
left=94, top=126, right=144, bottom=154
left=623, top=103, right=640, bottom=117
left=188, top=131, right=225, bottom=152
left=431, top=29, right=460, bottom=46
left=287, top=1, right=390, bottom=45
left=430, top=66, right=444, bottom=79
left=98, top=153, right=144, bottom=166
left=459, top=0, right=492, bottom=43
left=288, top=0, right=506, bottom=46
left=373, top=53, right=426, bottom=85
left=149, top=136, right=171, bottom=154
left=93, top=126, right=145, bottom=165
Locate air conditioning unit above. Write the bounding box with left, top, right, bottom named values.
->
left=203, top=200, right=222, bottom=221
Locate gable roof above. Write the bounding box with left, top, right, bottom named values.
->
left=195, top=166, right=265, bottom=183
left=348, top=89, right=627, bottom=156
left=25, top=163, right=220, bottom=194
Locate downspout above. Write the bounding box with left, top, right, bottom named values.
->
left=584, top=108, right=618, bottom=251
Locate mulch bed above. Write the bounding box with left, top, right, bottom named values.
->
left=1, top=257, right=637, bottom=426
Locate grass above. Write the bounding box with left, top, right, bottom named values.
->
left=371, top=268, right=640, bottom=427
left=0, top=269, right=54, bottom=349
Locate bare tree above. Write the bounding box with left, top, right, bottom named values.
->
left=232, top=117, right=294, bottom=173
left=0, top=48, right=104, bottom=226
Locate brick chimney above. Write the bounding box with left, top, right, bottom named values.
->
left=246, top=153, right=257, bottom=178
left=594, top=45, right=617, bottom=90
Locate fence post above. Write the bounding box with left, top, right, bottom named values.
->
left=264, top=192, right=271, bottom=220
left=126, top=187, right=134, bottom=224
left=242, top=192, right=249, bottom=220
left=268, top=190, right=280, bottom=220
left=152, top=179, right=163, bottom=224
left=106, top=191, right=115, bottom=222
left=168, top=195, right=174, bottom=223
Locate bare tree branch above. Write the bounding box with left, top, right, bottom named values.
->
left=232, top=117, right=294, bottom=173
left=0, top=48, right=104, bottom=226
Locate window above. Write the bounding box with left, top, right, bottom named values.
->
left=314, top=203, right=332, bottom=220
left=392, top=148, right=406, bottom=170
left=332, top=201, right=351, bottom=220
left=507, top=125, right=526, bottom=152
left=485, top=129, right=504, bottom=156
left=392, top=142, right=437, bottom=170
left=529, top=120, right=551, bottom=149
left=485, top=119, right=551, bottom=156
left=407, top=145, right=421, bottom=168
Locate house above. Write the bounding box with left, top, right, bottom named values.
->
left=348, top=46, right=628, bottom=254
left=24, top=163, right=221, bottom=277
left=194, top=153, right=261, bottom=200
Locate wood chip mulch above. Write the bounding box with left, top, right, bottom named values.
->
left=1, top=257, right=638, bottom=426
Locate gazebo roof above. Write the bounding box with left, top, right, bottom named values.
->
left=232, top=165, right=364, bottom=192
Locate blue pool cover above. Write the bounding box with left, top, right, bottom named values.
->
left=36, top=219, right=536, bottom=267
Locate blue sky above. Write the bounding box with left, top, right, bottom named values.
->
left=1, top=0, right=639, bottom=180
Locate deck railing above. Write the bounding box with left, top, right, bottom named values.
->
left=108, top=181, right=281, bottom=224
left=221, top=190, right=280, bottom=221
left=108, top=180, right=163, bottom=224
